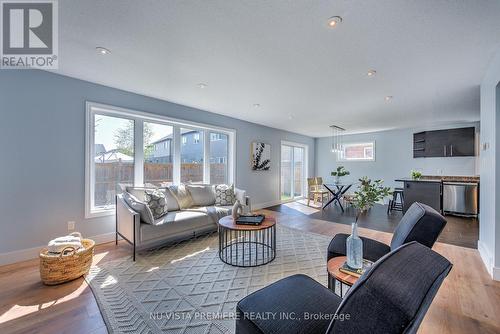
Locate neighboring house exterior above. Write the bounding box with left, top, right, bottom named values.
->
left=149, top=135, right=173, bottom=163
left=147, top=131, right=228, bottom=163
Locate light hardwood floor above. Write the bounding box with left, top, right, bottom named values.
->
left=0, top=208, right=499, bottom=334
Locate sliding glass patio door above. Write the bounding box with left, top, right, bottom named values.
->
left=281, top=143, right=306, bottom=201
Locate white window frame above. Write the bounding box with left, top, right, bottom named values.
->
left=85, top=101, right=236, bottom=218
left=338, top=141, right=376, bottom=162
left=182, top=136, right=187, bottom=145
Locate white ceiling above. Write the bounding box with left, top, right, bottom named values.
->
left=55, top=0, right=500, bottom=137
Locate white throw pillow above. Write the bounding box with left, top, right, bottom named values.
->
left=169, top=184, right=195, bottom=209
left=186, top=184, right=216, bottom=206
left=215, top=184, right=236, bottom=206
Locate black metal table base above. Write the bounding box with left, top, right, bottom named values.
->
left=327, top=272, right=352, bottom=298
left=218, top=225, right=276, bottom=267
left=323, top=184, right=353, bottom=212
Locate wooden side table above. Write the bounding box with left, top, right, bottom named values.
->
left=218, top=216, right=276, bottom=267
left=327, top=256, right=359, bottom=298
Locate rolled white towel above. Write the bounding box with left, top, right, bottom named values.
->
left=47, top=233, right=83, bottom=254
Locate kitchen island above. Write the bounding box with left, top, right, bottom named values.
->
left=395, top=176, right=479, bottom=216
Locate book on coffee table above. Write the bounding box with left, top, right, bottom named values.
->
left=235, top=215, right=265, bottom=225
left=339, top=259, right=374, bottom=277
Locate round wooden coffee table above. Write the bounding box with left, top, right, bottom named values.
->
left=327, top=256, right=359, bottom=297
left=218, top=216, right=276, bottom=267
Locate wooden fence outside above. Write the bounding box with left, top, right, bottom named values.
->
left=94, top=162, right=227, bottom=206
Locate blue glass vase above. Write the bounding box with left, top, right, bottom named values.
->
left=346, top=222, right=363, bottom=269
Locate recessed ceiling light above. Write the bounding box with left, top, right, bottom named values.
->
left=253, top=103, right=261, bottom=108
left=367, top=69, right=377, bottom=77
left=327, top=16, right=343, bottom=28
left=197, top=83, right=208, bottom=89
left=96, top=47, right=111, bottom=55
left=385, top=96, right=393, bottom=102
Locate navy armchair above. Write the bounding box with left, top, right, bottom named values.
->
left=236, top=241, right=452, bottom=334
left=328, top=202, right=447, bottom=263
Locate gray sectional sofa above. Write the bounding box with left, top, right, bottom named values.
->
left=116, top=184, right=250, bottom=260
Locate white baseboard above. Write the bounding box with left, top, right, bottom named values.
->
left=0, top=245, right=42, bottom=267
left=252, top=200, right=282, bottom=210
left=0, top=232, right=118, bottom=267
left=477, top=240, right=499, bottom=281
left=89, top=232, right=118, bottom=245
left=493, top=266, right=500, bottom=281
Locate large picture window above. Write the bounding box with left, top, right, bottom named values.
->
left=144, top=122, right=174, bottom=187
left=93, top=115, right=134, bottom=210
left=181, top=128, right=204, bottom=184
left=85, top=102, right=235, bottom=218
left=210, top=132, right=229, bottom=184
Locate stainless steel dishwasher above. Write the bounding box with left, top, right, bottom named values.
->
left=442, top=182, right=479, bottom=217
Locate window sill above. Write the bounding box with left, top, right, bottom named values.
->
left=85, top=208, right=115, bottom=219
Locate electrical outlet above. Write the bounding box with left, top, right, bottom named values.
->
left=67, top=221, right=75, bottom=231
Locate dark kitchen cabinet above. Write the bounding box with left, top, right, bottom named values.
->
left=402, top=181, right=442, bottom=213
left=413, top=127, right=475, bottom=158
left=424, top=130, right=450, bottom=157
left=447, top=127, right=475, bottom=156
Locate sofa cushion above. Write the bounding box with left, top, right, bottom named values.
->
left=390, top=202, right=447, bottom=250
left=236, top=274, right=342, bottom=334
left=186, top=184, right=216, bottom=206
left=140, top=210, right=213, bottom=242
left=127, top=186, right=181, bottom=212
left=215, top=184, right=236, bottom=206
left=163, top=187, right=180, bottom=211
left=186, top=206, right=232, bottom=223
left=144, top=189, right=168, bottom=219
left=123, top=191, right=155, bottom=225
left=169, top=184, right=195, bottom=209
left=329, top=242, right=452, bottom=334
left=126, top=187, right=147, bottom=201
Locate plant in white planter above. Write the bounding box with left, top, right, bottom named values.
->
left=331, top=166, right=350, bottom=184
left=346, top=177, right=392, bottom=269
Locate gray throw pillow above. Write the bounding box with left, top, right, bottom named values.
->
left=145, top=189, right=168, bottom=219
left=123, top=191, right=155, bottom=225
left=215, top=184, right=236, bottom=206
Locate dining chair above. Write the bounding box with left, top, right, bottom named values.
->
left=307, top=177, right=330, bottom=206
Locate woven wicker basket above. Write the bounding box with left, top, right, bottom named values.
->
left=39, top=239, right=95, bottom=285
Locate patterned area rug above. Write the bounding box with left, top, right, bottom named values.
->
left=86, top=226, right=331, bottom=333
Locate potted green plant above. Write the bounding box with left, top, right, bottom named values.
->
left=331, top=166, right=350, bottom=184
left=411, top=170, right=422, bottom=180
left=346, top=177, right=392, bottom=269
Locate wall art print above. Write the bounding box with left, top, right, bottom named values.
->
left=251, top=142, right=271, bottom=171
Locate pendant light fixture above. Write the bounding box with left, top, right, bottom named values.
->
left=330, top=125, right=345, bottom=153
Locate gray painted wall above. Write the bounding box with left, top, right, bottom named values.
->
left=0, top=70, right=315, bottom=254
left=315, top=124, right=479, bottom=189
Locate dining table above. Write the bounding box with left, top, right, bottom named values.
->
left=322, top=182, right=355, bottom=212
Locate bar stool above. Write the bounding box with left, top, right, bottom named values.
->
left=388, top=188, right=404, bottom=213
